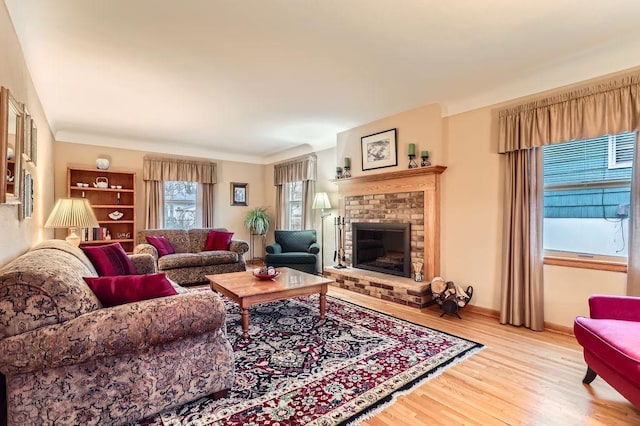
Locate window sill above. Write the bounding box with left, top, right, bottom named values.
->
left=543, top=256, right=627, bottom=273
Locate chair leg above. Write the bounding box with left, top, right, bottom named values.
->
left=582, top=367, right=597, bottom=384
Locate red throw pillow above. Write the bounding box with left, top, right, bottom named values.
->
left=204, top=230, right=234, bottom=251
left=145, top=235, right=175, bottom=256
left=82, top=243, right=138, bottom=276
left=83, top=273, right=178, bottom=307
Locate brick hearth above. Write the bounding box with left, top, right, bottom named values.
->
left=323, top=267, right=432, bottom=308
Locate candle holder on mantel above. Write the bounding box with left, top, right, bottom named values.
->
left=408, top=154, right=418, bottom=169
left=421, top=154, right=431, bottom=167
left=342, top=166, right=351, bottom=178
left=336, top=167, right=343, bottom=179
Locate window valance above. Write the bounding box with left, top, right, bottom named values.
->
left=143, top=157, right=217, bottom=183
left=274, top=154, right=317, bottom=185
left=499, top=74, right=640, bottom=153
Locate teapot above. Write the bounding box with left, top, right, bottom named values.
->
left=93, top=177, right=109, bottom=188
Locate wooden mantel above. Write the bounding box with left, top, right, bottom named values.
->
left=332, top=165, right=446, bottom=280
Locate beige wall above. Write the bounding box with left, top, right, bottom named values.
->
left=336, top=103, right=444, bottom=180
left=0, top=3, right=55, bottom=266
left=54, top=141, right=265, bottom=245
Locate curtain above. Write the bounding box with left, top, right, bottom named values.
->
left=144, top=180, right=163, bottom=229
left=500, top=148, right=544, bottom=330
left=302, top=179, right=315, bottom=229
left=275, top=185, right=286, bottom=229
left=499, top=72, right=640, bottom=325
left=499, top=74, right=640, bottom=153
left=143, top=157, right=217, bottom=229
left=201, top=183, right=215, bottom=228
left=273, top=154, right=317, bottom=229
left=628, top=134, right=640, bottom=296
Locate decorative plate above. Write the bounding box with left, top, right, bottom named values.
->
left=108, top=211, right=124, bottom=220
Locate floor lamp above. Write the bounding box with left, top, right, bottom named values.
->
left=312, top=192, right=332, bottom=274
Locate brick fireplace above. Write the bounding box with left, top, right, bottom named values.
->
left=323, top=166, right=446, bottom=307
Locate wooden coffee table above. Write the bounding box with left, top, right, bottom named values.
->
left=207, top=267, right=334, bottom=338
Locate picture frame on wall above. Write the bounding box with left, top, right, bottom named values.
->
left=19, top=169, right=33, bottom=220
left=231, top=182, right=248, bottom=206
left=361, top=128, right=397, bottom=171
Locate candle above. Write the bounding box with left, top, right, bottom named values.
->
left=344, top=157, right=351, bottom=168
left=408, top=143, right=415, bottom=156
left=336, top=166, right=343, bottom=172
left=421, top=150, right=429, bottom=158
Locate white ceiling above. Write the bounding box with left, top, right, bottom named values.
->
left=5, top=0, right=640, bottom=163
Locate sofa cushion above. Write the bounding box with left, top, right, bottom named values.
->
left=574, top=317, right=640, bottom=385
left=146, top=235, right=176, bottom=256
left=158, top=253, right=203, bottom=270
left=205, top=230, right=234, bottom=251
left=199, top=251, right=239, bottom=265
left=83, top=273, right=178, bottom=307
left=265, top=252, right=317, bottom=264
left=82, top=243, right=138, bottom=276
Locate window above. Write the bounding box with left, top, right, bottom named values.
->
left=164, top=181, right=199, bottom=229
left=543, top=131, right=635, bottom=259
left=284, top=181, right=303, bottom=230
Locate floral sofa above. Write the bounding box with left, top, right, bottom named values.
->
left=0, top=240, right=234, bottom=425
left=135, top=228, right=249, bottom=285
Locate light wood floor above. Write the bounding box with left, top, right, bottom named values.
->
left=327, top=287, right=640, bottom=426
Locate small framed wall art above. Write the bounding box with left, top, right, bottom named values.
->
left=361, top=128, right=398, bottom=171
left=231, top=182, right=248, bottom=206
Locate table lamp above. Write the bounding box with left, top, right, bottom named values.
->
left=312, top=192, right=332, bottom=273
left=45, top=198, right=100, bottom=246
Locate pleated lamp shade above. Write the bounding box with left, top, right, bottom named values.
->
left=45, top=198, right=100, bottom=246
left=312, top=192, right=331, bottom=210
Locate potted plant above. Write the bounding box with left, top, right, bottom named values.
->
left=244, top=207, right=271, bottom=236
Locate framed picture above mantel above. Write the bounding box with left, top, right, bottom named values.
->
left=361, top=128, right=397, bottom=171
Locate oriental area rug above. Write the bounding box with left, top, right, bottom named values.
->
left=142, top=294, right=484, bottom=425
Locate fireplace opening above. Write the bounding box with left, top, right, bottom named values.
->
left=352, top=222, right=411, bottom=278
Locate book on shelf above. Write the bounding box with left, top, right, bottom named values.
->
left=80, top=227, right=110, bottom=241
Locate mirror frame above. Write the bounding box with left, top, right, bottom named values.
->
left=0, top=86, right=24, bottom=204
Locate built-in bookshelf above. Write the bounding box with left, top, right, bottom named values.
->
left=67, top=167, right=136, bottom=253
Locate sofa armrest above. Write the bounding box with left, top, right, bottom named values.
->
left=134, top=243, right=158, bottom=261
left=588, top=294, right=640, bottom=322
left=266, top=243, right=282, bottom=254
left=229, top=239, right=249, bottom=254
left=129, top=253, right=157, bottom=274
left=0, top=291, right=226, bottom=375
left=308, top=242, right=320, bottom=254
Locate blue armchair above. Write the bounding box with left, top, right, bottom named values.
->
left=265, top=230, right=319, bottom=274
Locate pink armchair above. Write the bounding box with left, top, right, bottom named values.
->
left=574, top=294, right=640, bottom=408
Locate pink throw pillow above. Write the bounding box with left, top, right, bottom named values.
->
left=82, top=243, right=137, bottom=276
left=204, top=230, right=234, bottom=251
left=145, top=235, right=175, bottom=256
left=84, top=273, right=178, bottom=307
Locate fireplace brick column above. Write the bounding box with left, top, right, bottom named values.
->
left=332, top=166, right=446, bottom=281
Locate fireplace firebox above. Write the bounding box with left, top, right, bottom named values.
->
left=352, top=222, right=411, bottom=278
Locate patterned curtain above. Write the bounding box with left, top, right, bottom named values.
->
left=143, top=157, right=217, bottom=229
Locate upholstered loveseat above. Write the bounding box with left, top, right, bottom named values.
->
left=135, top=228, right=249, bottom=285
left=0, top=240, right=234, bottom=425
